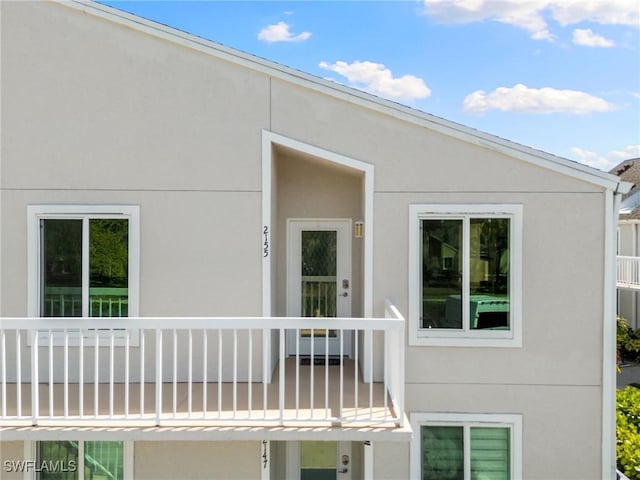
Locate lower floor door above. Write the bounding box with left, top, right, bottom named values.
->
left=287, top=441, right=351, bottom=480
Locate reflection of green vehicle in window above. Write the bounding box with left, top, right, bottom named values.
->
left=444, top=295, right=510, bottom=330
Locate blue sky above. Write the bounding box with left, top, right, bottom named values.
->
left=100, top=1, right=639, bottom=172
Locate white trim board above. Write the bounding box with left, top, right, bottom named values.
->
left=55, top=0, right=629, bottom=194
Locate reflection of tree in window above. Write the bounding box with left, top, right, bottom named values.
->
left=472, top=219, right=509, bottom=295
left=421, top=220, right=462, bottom=329
left=89, top=219, right=128, bottom=289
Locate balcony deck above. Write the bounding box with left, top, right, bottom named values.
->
left=0, top=302, right=408, bottom=441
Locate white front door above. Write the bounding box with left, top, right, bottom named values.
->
left=286, top=441, right=352, bottom=480
left=287, top=219, right=352, bottom=357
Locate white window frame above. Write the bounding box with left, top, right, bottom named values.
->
left=27, top=205, right=140, bottom=345
left=409, top=204, right=522, bottom=347
left=25, top=440, right=134, bottom=479
left=410, top=412, right=523, bottom=480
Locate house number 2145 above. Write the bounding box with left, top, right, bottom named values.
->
left=263, top=226, right=269, bottom=257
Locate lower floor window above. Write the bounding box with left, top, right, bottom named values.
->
left=422, top=425, right=510, bottom=480
left=37, top=441, right=124, bottom=480
left=411, top=413, right=522, bottom=480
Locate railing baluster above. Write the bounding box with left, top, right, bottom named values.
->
left=94, top=329, right=99, bottom=417
left=354, top=329, right=358, bottom=421
left=79, top=331, right=84, bottom=418
left=188, top=329, right=192, bottom=418
left=369, top=329, right=373, bottom=420
left=339, top=328, right=344, bottom=421
left=202, top=329, right=207, bottom=418
left=233, top=329, right=237, bottom=417
left=384, top=329, right=388, bottom=422
left=125, top=329, right=130, bottom=418
left=248, top=329, right=252, bottom=419
left=325, top=329, right=329, bottom=419
left=295, top=328, right=300, bottom=417
left=110, top=329, right=115, bottom=418
left=263, top=328, right=268, bottom=420
left=310, top=329, right=314, bottom=419
left=173, top=329, right=177, bottom=418
left=16, top=330, right=22, bottom=418
left=140, top=330, right=145, bottom=417
left=155, top=329, right=163, bottom=425
left=49, top=329, right=53, bottom=418
left=31, top=329, right=38, bottom=423
left=64, top=329, right=68, bottom=418
left=279, top=328, right=285, bottom=424
left=217, top=329, right=221, bottom=419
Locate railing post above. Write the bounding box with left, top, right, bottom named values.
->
left=397, top=327, right=405, bottom=427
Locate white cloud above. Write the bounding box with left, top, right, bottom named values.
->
left=423, top=1, right=638, bottom=41
left=572, top=28, right=615, bottom=47
left=632, top=92, right=640, bottom=100
left=319, top=60, right=431, bottom=101
left=570, top=145, right=640, bottom=171
left=257, top=22, right=311, bottom=43
left=463, top=83, right=616, bottom=114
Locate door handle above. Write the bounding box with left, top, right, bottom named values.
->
left=340, top=292, right=348, bottom=297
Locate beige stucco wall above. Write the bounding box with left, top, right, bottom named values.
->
left=0, top=1, right=614, bottom=479
left=372, top=442, right=409, bottom=480
left=134, top=441, right=261, bottom=479
left=0, top=442, right=26, bottom=480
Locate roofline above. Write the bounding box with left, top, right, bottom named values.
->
left=56, top=0, right=629, bottom=194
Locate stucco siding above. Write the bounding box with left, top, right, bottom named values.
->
left=408, top=384, right=602, bottom=479
left=0, top=442, right=26, bottom=480
left=1, top=1, right=269, bottom=192
left=134, top=441, right=261, bottom=479
left=270, top=79, right=605, bottom=195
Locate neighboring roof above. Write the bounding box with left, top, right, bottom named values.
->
left=57, top=0, right=630, bottom=194
left=611, top=159, right=640, bottom=219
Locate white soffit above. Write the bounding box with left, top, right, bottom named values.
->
left=58, top=0, right=630, bottom=194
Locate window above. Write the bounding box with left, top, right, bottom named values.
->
left=29, top=440, right=132, bottom=479
left=409, top=204, right=522, bottom=347
left=410, top=413, right=522, bottom=480
left=28, top=205, right=139, bottom=323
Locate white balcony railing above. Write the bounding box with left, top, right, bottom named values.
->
left=0, top=301, right=405, bottom=429
left=617, top=256, right=640, bottom=290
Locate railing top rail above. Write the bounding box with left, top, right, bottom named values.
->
left=0, top=315, right=404, bottom=331
left=617, top=255, right=640, bottom=260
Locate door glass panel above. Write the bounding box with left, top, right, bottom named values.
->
left=41, top=219, right=83, bottom=317
left=301, top=230, right=337, bottom=338
left=301, top=441, right=337, bottom=480
left=421, top=220, right=462, bottom=329
left=89, top=219, right=129, bottom=317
